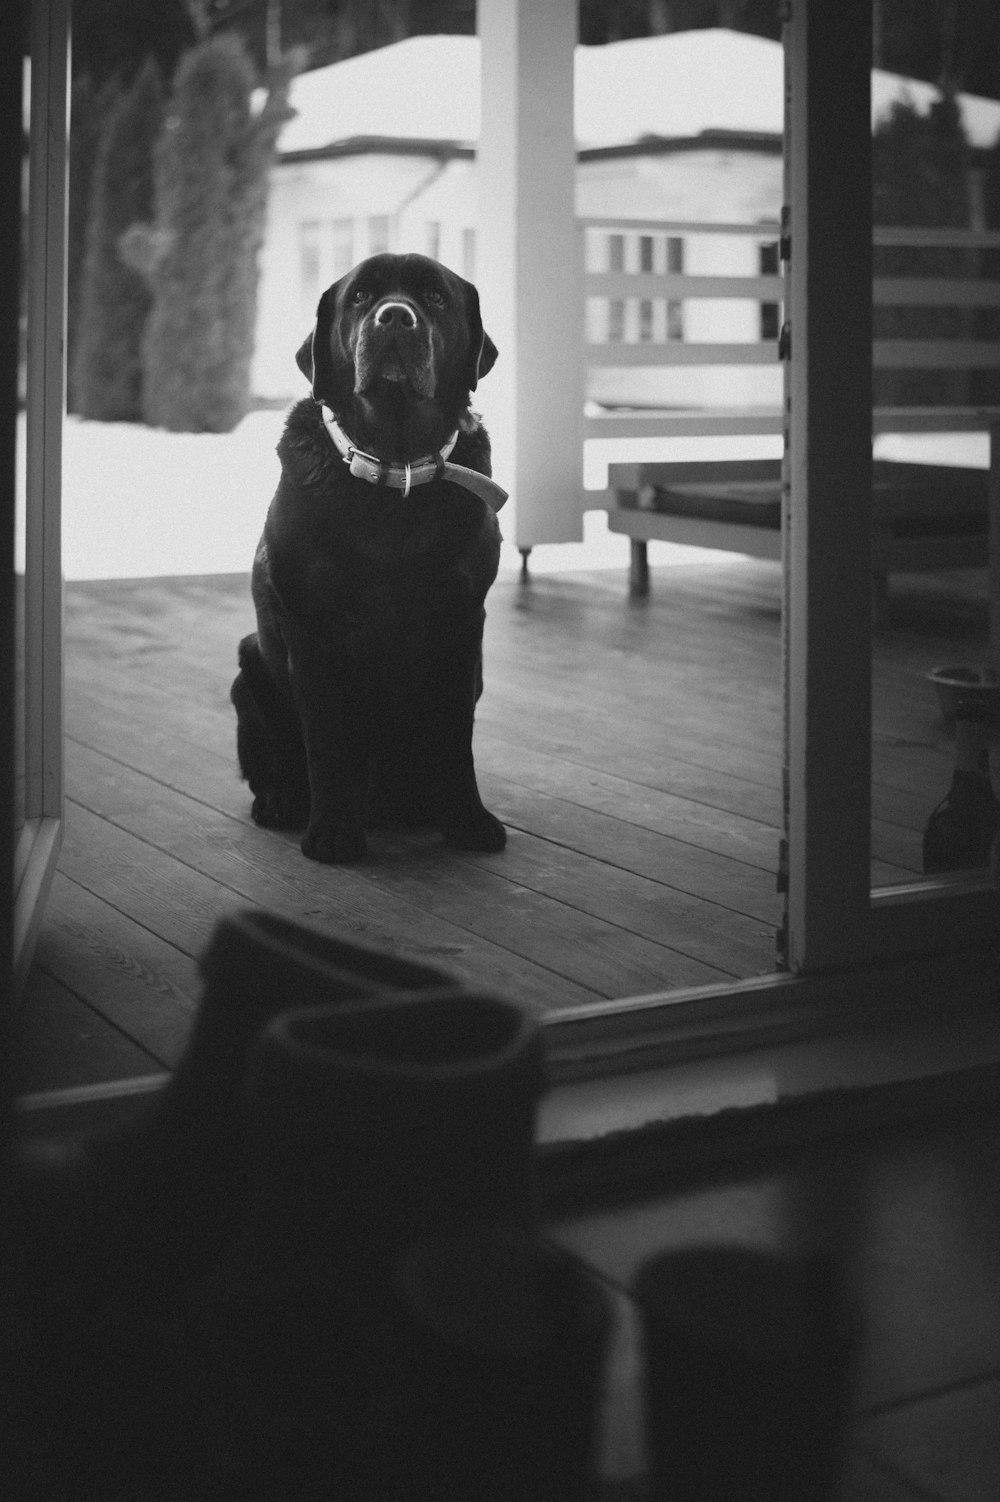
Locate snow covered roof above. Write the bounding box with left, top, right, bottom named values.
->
left=278, top=28, right=1000, bottom=157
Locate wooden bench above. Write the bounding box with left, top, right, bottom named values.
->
left=581, top=219, right=1000, bottom=598
left=608, top=447, right=997, bottom=601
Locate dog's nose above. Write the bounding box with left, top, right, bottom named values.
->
left=375, top=300, right=418, bottom=330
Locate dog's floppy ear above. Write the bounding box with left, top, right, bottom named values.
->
left=461, top=278, right=498, bottom=392
left=295, top=285, right=338, bottom=401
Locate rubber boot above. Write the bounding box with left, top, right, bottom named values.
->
left=179, top=992, right=612, bottom=1502
left=0, top=908, right=458, bottom=1313
left=633, top=1245, right=859, bottom=1502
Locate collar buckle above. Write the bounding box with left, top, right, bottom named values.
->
left=347, top=446, right=385, bottom=486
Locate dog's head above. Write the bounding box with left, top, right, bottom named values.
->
left=296, top=253, right=498, bottom=459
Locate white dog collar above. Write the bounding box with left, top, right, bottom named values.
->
left=320, top=406, right=507, bottom=513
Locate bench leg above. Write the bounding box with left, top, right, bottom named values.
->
left=519, top=547, right=531, bottom=581
left=629, top=539, right=650, bottom=598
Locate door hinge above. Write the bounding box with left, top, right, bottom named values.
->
left=776, top=836, right=789, bottom=892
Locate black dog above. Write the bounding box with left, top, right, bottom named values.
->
left=231, top=253, right=508, bottom=864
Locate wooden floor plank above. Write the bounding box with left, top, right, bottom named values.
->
left=64, top=743, right=736, bottom=996
left=35, top=871, right=202, bottom=1066
left=58, top=771, right=607, bottom=1014
left=17, top=562, right=992, bottom=1093
left=13, top=968, right=161, bottom=1094
left=340, top=842, right=735, bottom=994
left=475, top=734, right=778, bottom=868
left=71, top=743, right=776, bottom=976
left=66, top=712, right=781, bottom=926
left=478, top=771, right=778, bottom=923
left=64, top=658, right=924, bottom=878
left=457, top=800, right=777, bottom=975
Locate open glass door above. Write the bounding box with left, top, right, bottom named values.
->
left=782, top=0, right=998, bottom=976
left=13, top=0, right=69, bottom=992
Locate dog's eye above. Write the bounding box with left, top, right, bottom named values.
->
left=351, top=288, right=371, bottom=305
left=424, top=289, right=445, bottom=306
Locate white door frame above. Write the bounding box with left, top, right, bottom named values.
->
left=14, top=0, right=69, bottom=991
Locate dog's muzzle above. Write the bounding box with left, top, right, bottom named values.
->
left=355, top=299, right=434, bottom=395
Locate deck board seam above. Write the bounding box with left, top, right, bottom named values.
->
left=61, top=793, right=739, bottom=989
left=29, top=955, right=168, bottom=1071
left=59, top=796, right=626, bottom=1001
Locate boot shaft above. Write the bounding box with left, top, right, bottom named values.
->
left=246, top=991, right=547, bottom=1265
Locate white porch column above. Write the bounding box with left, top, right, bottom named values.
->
left=476, top=0, right=584, bottom=552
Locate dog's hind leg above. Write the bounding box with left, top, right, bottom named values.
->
left=231, top=633, right=310, bottom=830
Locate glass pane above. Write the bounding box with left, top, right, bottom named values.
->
left=14, top=58, right=27, bottom=845
left=14, top=403, right=25, bottom=845
left=869, top=51, right=1000, bottom=889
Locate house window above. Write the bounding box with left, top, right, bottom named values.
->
left=330, top=218, right=354, bottom=278
left=666, top=235, right=684, bottom=340
left=760, top=240, right=781, bottom=341
left=639, top=235, right=654, bottom=273
left=300, top=220, right=321, bottom=313
left=367, top=215, right=391, bottom=255
left=300, top=218, right=354, bottom=312
left=608, top=234, right=625, bottom=342
left=462, top=227, right=476, bottom=280
left=426, top=221, right=441, bottom=260
left=639, top=299, right=654, bottom=342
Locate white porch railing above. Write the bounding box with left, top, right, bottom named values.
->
left=582, top=218, right=1000, bottom=449
left=580, top=217, right=1000, bottom=595
left=581, top=216, right=784, bottom=447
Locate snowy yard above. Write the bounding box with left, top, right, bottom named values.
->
left=15, top=410, right=989, bottom=582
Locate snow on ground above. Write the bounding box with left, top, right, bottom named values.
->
left=15, top=411, right=989, bottom=583
left=16, top=408, right=725, bottom=582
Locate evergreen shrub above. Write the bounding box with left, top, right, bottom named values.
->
left=71, top=58, right=163, bottom=421
left=66, top=74, right=123, bottom=413
left=137, top=34, right=294, bottom=432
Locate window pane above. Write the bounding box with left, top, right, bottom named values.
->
left=300, top=220, right=321, bottom=312
left=331, top=218, right=353, bottom=278
left=869, top=222, right=996, bottom=891
left=367, top=215, right=390, bottom=255
left=759, top=240, right=781, bottom=341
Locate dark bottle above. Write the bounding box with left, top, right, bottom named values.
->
left=923, top=699, right=1000, bottom=873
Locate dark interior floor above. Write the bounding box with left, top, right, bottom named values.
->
left=548, top=1076, right=1000, bottom=1500
left=4, top=1062, right=999, bottom=1499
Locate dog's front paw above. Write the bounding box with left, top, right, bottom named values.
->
left=251, top=787, right=309, bottom=831
left=301, top=819, right=368, bottom=864
left=441, top=806, right=507, bottom=853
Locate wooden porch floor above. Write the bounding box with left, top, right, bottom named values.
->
left=14, top=558, right=989, bottom=1094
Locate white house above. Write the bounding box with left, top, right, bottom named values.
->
left=252, top=28, right=1000, bottom=407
